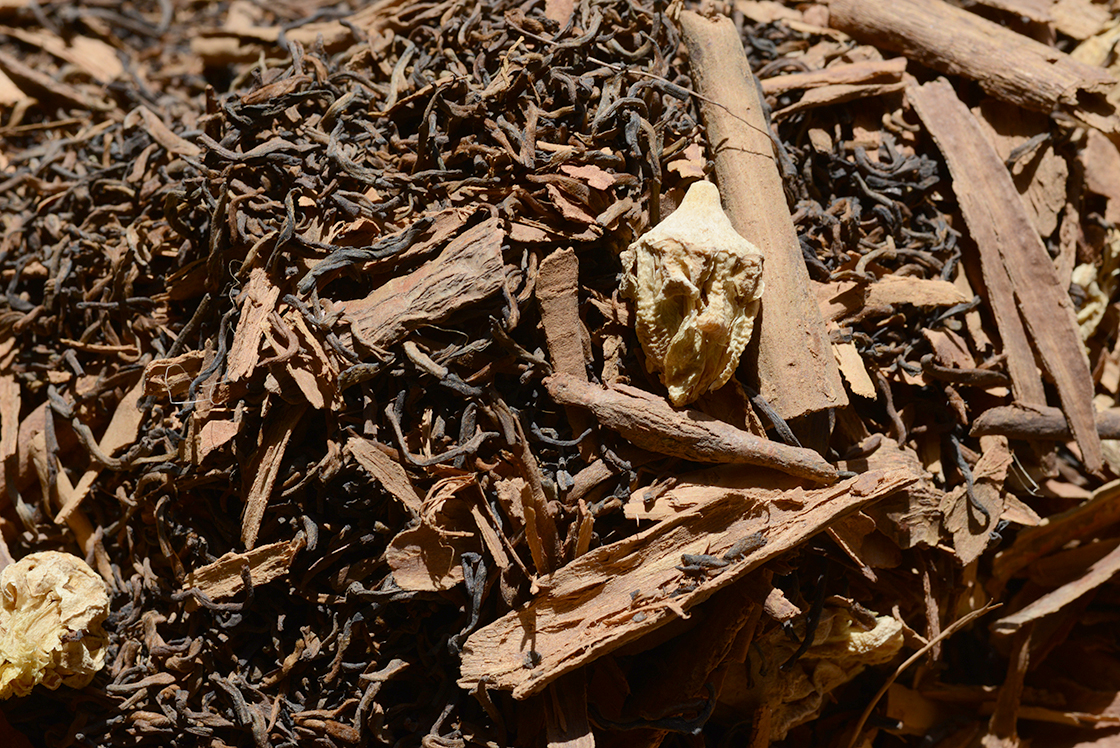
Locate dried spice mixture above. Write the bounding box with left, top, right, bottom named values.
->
left=1, top=0, right=1120, bottom=746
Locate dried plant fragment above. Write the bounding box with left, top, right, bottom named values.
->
left=458, top=471, right=915, bottom=699
left=620, top=180, right=764, bottom=405
left=720, top=609, right=903, bottom=741
left=0, top=552, right=110, bottom=699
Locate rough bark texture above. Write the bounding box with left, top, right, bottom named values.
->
left=828, top=0, right=1119, bottom=132
left=680, top=10, right=848, bottom=422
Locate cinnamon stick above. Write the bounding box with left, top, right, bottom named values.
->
left=828, top=0, right=1119, bottom=133
left=908, top=79, right=1104, bottom=474
left=679, top=10, right=847, bottom=423
left=971, top=404, right=1120, bottom=441
left=545, top=374, right=838, bottom=483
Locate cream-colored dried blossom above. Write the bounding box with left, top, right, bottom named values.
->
left=769, top=614, right=902, bottom=740
left=620, top=180, right=764, bottom=406
left=0, top=551, right=110, bottom=698
left=719, top=609, right=903, bottom=741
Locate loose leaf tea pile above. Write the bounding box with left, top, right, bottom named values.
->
left=1, top=0, right=1119, bottom=746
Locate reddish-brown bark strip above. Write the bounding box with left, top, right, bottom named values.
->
left=342, top=218, right=507, bottom=352
left=828, top=0, right=1118, bottom=133
left=972, top=404, right=1120, bottom=440
left=908, top=79, right=1103, bottom=474
left=546, top=374, right=838, bottom=483
left=679, top=10, right=847, bottom=423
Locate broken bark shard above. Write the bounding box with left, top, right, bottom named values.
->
left=458, top=469, right=916, bottom=699
left=545, top=374, right=838, bottom=483
left=342, top=217, right=507, bottom=352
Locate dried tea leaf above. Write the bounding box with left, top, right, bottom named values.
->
left=620, top=180, right=764, bottom=405
left=0, top=552, right=110, bottom=699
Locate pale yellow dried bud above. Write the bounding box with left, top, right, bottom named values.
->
left=0, top=551, right=110, bottom=699
left=620, top=180, right=764, bottom=405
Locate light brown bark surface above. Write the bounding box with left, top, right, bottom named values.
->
left=680, top=11, right=847, bottom=422
left=458, top=469, right=916, bottom=699
left=828, top=0, right=1118, bottom=133
left=909, top=79, right=1103, bottom=474
left=546, top=374, right=838, bottom=483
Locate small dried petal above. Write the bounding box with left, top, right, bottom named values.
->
left=0, top=551, right=110, bottom=699
left=620, top=180, right=764, bottom=405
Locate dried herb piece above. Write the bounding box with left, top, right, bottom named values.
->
left=621, top=180, right=764, bottom=405
left=720, top=609, right=904, bottom=742
left=0, top=552, right=109, bottom=699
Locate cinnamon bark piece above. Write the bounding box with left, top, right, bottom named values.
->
left=759, top=58, right=907, bottom=96
left=827, top=0, right=1119, bottom=134
left=679, top=11, right=847, bottom=423
left=536, top=248, right=588, bottom=382
left=993, top=541, right=1120, bottom=634
left=761, top=58, right=908, bottom=120
left=908, top=79, right=1103, bottom=474
left=341, top=217, right=506, bottom=353
left=183, top=538, right=304, bottom=602
left=536, top=247, right=595, bottom=459
left=241, top=402, right=306, bottom=549
left=991, top=480, right=1120, bottom=594
left=971, top=405, right=1120, bottom=441
left=458, top=469, right=916, bottom=699
left=545, top=374, right=838, bottom=483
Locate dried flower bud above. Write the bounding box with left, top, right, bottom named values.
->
left=0, top=551, right=110, bottom=699
left=620, top=180, right=764, bottom=406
